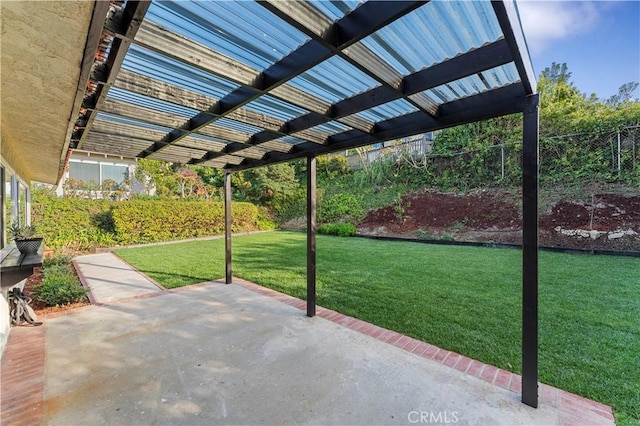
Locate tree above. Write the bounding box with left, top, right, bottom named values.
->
left=134, top=159, right=177, bottom=196
left=607, top=82, right=639, bottom=106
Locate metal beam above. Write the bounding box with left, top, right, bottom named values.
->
left=492, top=1, right=537, bottom=95
left=62, top=0, right=111, bottom=173
left=260, top=1, right=437, bottom=119
left=76, top=1, right=151, bottom=150
left=224, top=171, right=232, bottom=284
left=306, top=156, right=317, bottom=317
left=230, top=85, right=525, bottom=171
left=522, top=93, right=540, bottom=408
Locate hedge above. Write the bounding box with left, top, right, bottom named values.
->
left=32, top=196, right=116, bottom=250
left=111, top=200, right=261, bottom=245
left=32, top=195, right=268, bottom=249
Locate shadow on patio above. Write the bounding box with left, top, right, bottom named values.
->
left=1, top=253, right=614, bottom=425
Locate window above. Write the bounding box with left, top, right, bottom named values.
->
left=68, top=162, right=100, bottom=184
left=101, top=164, right=129, bottom=184
left=67, top=161, right=130, bottom=185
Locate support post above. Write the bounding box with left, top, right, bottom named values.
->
left=224, top=170, right=232, bottom=284
left=522, top=94, right=540, bottom=408
left=306, top=156, right=317, bottom=317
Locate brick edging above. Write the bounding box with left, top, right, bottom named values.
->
left=230, top=277, right=614, bottom=424
left=0, top=326, right=45, bottom=425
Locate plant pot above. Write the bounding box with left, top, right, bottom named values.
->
left=15, top=238, right=43, bottom=255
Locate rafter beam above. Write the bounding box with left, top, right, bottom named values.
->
left=230, top=84, right=526, bottom=171
left=76, top=1, right=151, bottom=150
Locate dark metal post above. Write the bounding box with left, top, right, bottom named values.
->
left=224, top=170, right=232, bottom=284
left=307, top=156, right=317, bottom=317
left=522, top=94, right=540, bottom=408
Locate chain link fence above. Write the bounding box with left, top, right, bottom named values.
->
left=345, top=125, right=639, bottom=196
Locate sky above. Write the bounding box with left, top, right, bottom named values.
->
left=517, top=0, right=640, bottom=100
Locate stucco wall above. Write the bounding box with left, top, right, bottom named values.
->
left=1, top=1, right=95, bottom=184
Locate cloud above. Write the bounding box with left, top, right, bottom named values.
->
left=517, top=1, right=602, bottom=54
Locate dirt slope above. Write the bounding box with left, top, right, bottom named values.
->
left=358, top=190, right=640, bottom=251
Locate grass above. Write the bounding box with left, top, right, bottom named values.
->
left=116, top=231, right=640, bottom=424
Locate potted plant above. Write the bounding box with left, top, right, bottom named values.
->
left=9, top=221, right=43, bottom=255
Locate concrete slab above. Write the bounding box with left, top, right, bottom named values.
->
left=44, top=282, right=568, bottom=425
left=73, top=253, right=161, bottom=304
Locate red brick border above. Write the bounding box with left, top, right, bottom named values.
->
left=1, top=325, right=45, bottom=425
left=0, top=276, right=615, bottom=426
left=231, top=277, right=615, bottom=425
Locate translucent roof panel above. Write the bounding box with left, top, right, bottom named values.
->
left=287, top=56, right=381, bottom=103
left=95, top=113, right=174, bottom=133
left=75, top=0, right=537, bottom=171
left=122, top=45, right=239, bottom=99
left=278, top=136, right=307, bottom=145
left=107, top=87, right=199, bottom=118
left=356, top=99, right=418, bottom=123
left=417, top=63, right=520, bottom=104
left=308, top=121, right=351, bottom=136
left=244, top=96, right=309, bottom=122
left=308, top=0, right=364, bottom=21
left=145, top=0, right=309, bottom=71
left=213, top=118, right=264, bottom=135
left=358, top=0, right=503, bottom=76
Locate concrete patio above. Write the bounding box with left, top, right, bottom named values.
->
left=1, top=253, right=615, bottom=425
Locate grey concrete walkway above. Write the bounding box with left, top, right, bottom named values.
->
left=74, top=253, right=163, bottom=304
left=38, top=256, right=615, bottom=426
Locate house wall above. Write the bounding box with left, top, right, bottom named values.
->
left=55, top=150, right=151, bottom=197
left=0, top=157, right=32, bottom=359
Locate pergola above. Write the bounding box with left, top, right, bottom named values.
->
left=68, top=0, right=540, bottom=408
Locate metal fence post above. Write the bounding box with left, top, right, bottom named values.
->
left=617, top=131, right=621, bottom=177
left=501, top=145, right=505, bottom=180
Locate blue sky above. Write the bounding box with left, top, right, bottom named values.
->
left=517, top=0, right=640, bottom=100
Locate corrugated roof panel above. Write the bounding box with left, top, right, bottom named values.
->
left=287, top=56, right=380, bottom=103
left=216, top=154, right=245, bottom=165
left=145, top=1, right=309, bottom=71
left=122, top=44, right=239, bottom=99
left=358, top=0, right=502, bottom=76
left=309, top=121, right=351, bottom=136
left=181, top=134, right=227, bottom=152
left=96, top=112, right=173, bottom=133
left=481, top=62, right=520, bottom=89
left=233, top=147, right=267, bottom=160
left=356, top=99, right=417, bottom=123
left=213, top=118, right=264, bottom=135
left=106, top=87, right=199, bottom=118
left=256, top=141, right=294, bottom=153
left=308, top=0, right=363, bottom=21
left=244, top=96, right=309, bottom=121
left=278, top=136, right=307, bottom=145
left=417, top=63, right=520, bottom=104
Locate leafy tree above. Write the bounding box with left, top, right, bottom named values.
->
left=134, top=158, right=177, bottom=196
left=607, top=82, right=640, bottom=106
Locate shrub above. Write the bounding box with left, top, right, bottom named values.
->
left=32, top=195, right=116, bottom=250
left=319, top=193, right=365, bottom=223
left=317, top=223, right=357, bottom=237
left=35, top=264, right=88, bottom=306
left=42, top=253, right=73, bottom=268
left=111, top=200, right=264, bottom=245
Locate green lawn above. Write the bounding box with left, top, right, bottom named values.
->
left=116, top=231, right=639, bottom=424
